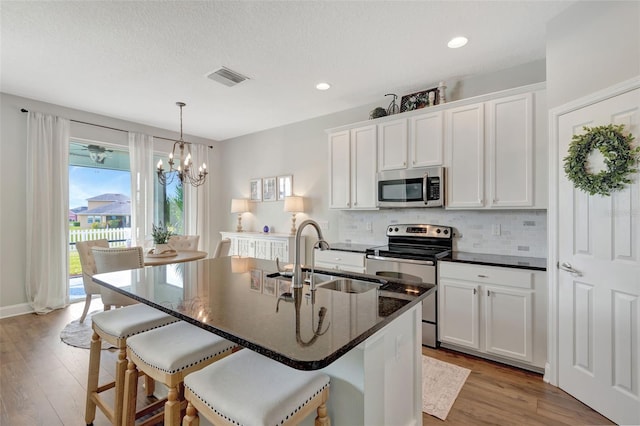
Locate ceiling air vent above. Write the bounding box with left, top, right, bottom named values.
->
left=206, top=67, right=249, bottom=87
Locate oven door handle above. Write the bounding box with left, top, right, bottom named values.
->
left=366, top=255, right=434, bottom=266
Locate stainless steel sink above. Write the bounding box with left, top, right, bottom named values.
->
left=317, top=279, right=379, bottom=294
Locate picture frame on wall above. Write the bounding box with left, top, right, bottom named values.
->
left=263, top=177, right=277, bottom=202
left=277, top=175, right=293, bottom=201
left=250, top=178, right=262, bottom=202
left=249, top=269, right=262, bottom=292
left=262, top=271, right=277, bottom=296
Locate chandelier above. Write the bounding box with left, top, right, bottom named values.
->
left=156, top=102, right=208, bottom=187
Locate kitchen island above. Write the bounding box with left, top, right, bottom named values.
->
left=93, top=256, right=433, bottom=425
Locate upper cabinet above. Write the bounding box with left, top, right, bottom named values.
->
left=326, top=83, right=547, bottom=211
left=328, top=125, right=377, bottom=210
left=377, top=112, right=444, bottom=172
left=445, top=88, right=547, bottom=210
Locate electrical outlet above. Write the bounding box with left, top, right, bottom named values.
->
left=492, top=224, right=501, bottom=236
left=366, top=222, right=372, bottom=232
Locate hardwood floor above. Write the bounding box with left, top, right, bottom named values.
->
left=1, top=300, right=614, bottom=425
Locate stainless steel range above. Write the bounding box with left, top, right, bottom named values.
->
left=365, top=224, right=453, bottom=348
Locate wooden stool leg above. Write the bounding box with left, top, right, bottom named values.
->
left=315, top=388, right=331, bottom=426
left=165, top=385, right=181, bottom=426
left=122, top=359, right=139, bottom=426
left=144, top=374, right=155, bottom=397
left=182, top=401, right=199, bottom=426
left=113, top=347, right=128, bottom=426
left=85, top=331, right=101, bottom=425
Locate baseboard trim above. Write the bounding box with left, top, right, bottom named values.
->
left=0, top=303, right=34, bottom=319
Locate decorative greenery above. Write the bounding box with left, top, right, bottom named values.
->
left=563, top=124, right=639, bottom=196
left=151, top=222, right=174, bottom=244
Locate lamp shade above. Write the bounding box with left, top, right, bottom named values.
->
left=283, top=196, right=304, bottom=213
left=230, top=198, right=250, bottom=213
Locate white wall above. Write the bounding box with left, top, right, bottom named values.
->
left=0, top=93, right=220, bottom=309
left=546, top=1, right=640, bottom=109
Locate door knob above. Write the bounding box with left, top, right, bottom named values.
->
left=558, top=261, right=582, bottom=277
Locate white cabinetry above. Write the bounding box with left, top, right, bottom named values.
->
left=377, top=119, right=408, bottom=171
left=445, top=89, right=547, bottom=209
left=377, top=112, right=444, bottom=172
left=314, top=249, right=366, bottom=273
left=220, top=232, right=304, bottom=264
left=438, top=261, right=546, bottom=371
left=328, top=125, right=377, bottom=210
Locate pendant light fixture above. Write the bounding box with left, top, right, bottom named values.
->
left=156, top=102, right=208, bottom=187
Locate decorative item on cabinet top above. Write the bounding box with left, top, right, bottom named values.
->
left=401, top=87, right=440, bottom=112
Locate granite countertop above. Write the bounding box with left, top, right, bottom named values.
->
left=443, top=251, right=547, bottom=271
left=92, top=257, right=433, bottom=370
left=326, top=242, right=374, bottom=253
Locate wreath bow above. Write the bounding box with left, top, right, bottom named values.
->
left=563, top=124, right=639, bottom=196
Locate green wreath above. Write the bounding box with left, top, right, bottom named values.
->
left=563, top=124, right=639, bottom=196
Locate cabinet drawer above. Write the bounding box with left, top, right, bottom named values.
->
left=314, top=249, right=365, bottom=268
left=439, top=262, right=532, bottom=289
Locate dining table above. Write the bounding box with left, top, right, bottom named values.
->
left=92, top=256, right=434, bottom=426
left=142, top=249, right=207, bottom=266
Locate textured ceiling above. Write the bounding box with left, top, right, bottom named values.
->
left=1, top=1, right=573, bottom=141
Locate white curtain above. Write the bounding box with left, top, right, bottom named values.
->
left=26, top=112, right=70, bottom=313
left=128, top=132, right=154, bottom=247
left=184, top=143, right=213, bottom=255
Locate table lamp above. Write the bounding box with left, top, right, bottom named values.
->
left=283, top=196, right=304, bottom=235
left=230, top=198, right=250, bottom=232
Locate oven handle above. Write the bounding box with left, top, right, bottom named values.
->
left=366, top=255, right=434, bottom=266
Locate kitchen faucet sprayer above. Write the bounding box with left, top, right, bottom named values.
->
left=292, top=219, right=329, bottom=289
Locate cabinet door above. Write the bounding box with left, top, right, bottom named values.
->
left=409, top=111, right=443, bottom=167
left=378, top=119, right=408, bottom=171
left=328, top=131, right=351, bottom=209
left=270, top=240, right=289, bottom=263
left=487, top=93, right=533, bottom=207
left=236, top=237, right=254, bottom=257
left=254, top=239, right=271, bottom=260
left=438, top=279, right=480, bottom=349
left=446, top=103, right=484, bottom=208
left=350, top=125, right=377, bottom=209
left=484, top=285, right=533, bottom=362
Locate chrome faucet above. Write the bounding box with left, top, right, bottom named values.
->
left=292, top=219, right=330, bottom=289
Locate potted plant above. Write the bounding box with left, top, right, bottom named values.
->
left=151, top=222, right=174, bottom=253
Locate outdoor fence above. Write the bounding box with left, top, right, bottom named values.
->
left=69, top=227, right=131, bottom=252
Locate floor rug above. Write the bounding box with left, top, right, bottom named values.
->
left=422, top=355, right=471, bottom=420
left=60, top=310, right=115, bottom=350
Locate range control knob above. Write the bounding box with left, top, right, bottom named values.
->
left=444, top=229, right=449, bottom=235
left=436, top=228, right=441, bottom=234
left=394, top=227, right=399, bottom=232
left=388, top=227, right=393, bottom=233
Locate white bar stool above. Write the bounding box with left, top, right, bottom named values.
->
left=85, top=304, right=178, bottom=426
left=121, top=321, right=236, bottom=426
left=182, top=349, right=331, bottom=426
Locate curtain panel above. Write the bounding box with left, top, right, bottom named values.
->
left=184, top=143, right=212, bottom=255
left=26, top=112, right=70, bottom=313
left=128, top=132, right=154, bottom=247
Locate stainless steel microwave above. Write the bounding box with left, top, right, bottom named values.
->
left=377, top=167, right=444, bottom=208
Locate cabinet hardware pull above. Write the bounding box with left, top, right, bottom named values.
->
left=487, top=290, right=490, bottom=296
left=477, top=274, right=488, bottom=278
left=473, top=288, right=477, bottom=295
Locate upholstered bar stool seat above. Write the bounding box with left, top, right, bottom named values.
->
left=122, top=321, right=236, bottom=426
left=183, top=349, right=331, bottom=426
left=86, top=304, right=178, bottom=426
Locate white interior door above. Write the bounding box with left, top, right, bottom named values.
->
left=557, top=87, right=640, bottom=425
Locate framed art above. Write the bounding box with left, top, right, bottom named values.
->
left=263, top=177, right=277, bottom=202
left=277, top=175, right=293, bottom=201
left=249, top=269, right=262, bottom=292
left=400, top=87, right=439, bottom=112
left=250, top=178, right=262, bottom=202
left=262, top=271, right=277, bottom=296
left=277, top=278, right=291, bottom=296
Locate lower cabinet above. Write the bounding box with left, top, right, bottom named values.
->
left=314, top=249, right=366, bottom=273
left=438, top=261, right=546, bottom=371
left=220, top=232, right=304, bottom=264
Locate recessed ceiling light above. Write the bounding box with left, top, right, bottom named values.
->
left=316, top=82, right=331, bottom=91
left=447, top=36, right=468, bottom=49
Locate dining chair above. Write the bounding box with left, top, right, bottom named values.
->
left=85, top=245, right=178, bottom=426
left=167, top=234, right=200, bottom=251
left=91, top=246, right=144, bottom=308
left=212, top=238, right=231, bottom=258
left=76, top=239, right=110, bottom=323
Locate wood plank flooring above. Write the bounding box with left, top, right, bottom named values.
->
left=1, top=300, right=614, bottom=425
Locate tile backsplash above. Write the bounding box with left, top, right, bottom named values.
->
left=337, top=209, right=547, bottom=259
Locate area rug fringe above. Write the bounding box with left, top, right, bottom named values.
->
left=422, top=355, right=471, bottom=420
